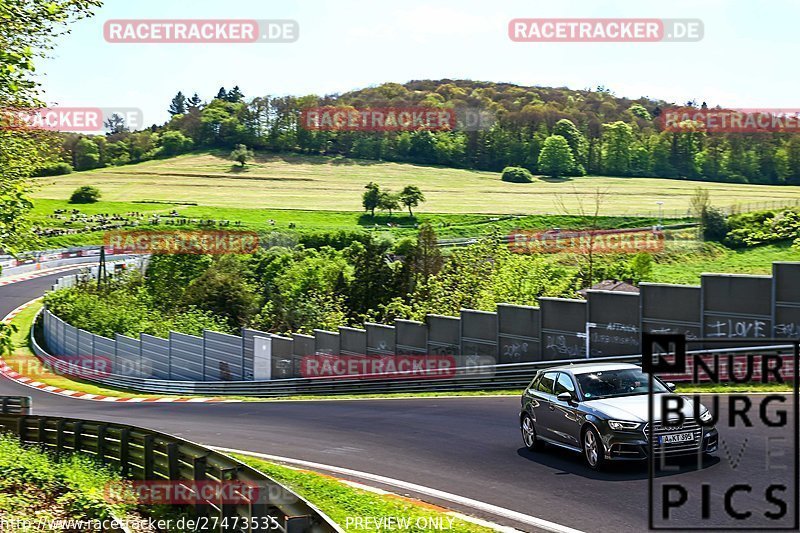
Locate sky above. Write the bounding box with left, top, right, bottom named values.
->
left=36, top=0, right=800, bottom=127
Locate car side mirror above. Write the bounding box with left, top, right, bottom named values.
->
left=556, top=392, right=575, bottom=403
left=666, top=382, right=676, bottom=392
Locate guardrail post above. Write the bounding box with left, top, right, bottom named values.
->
left=119, top=428, right=131, bottom=477
left=55, top=419, right=67, bottom=455
left=192, top=456, right=209, bottom=520
left=143, top=434, right=155, bottom=479
left=1, top=397, right=7, bottom=414
left=97, top=424, right=108, bottom=462
left=219, top=467, right=238, bottom=532
left=286, top=516, right=312, bottom=533
left=16, top=415, right=27, bottom=444
left=36, top=418, right=47, bottom=450
left=73, top=421, right=83, bottom=453
left=250, top=501, right=271, bottom=533
left=166, top=443, right=179, bottom=479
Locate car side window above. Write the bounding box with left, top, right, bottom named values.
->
left=555, top=372, right=576, bottom=396
left=528, top=374, right=542, bottom=391
left=538, top=372, right=557, bottom=394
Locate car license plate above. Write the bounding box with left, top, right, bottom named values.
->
left=659, top=432, right=695, bottom=444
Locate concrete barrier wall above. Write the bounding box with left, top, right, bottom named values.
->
left=640, top=283, right=702, bottom=340
left=168, top=331, right=204, bottom=381
left=395, top=319, right=427, bottom=355
left=204, top=331, right=243, bottom=381
left=587, top=291, right=640, bottom=357
left=702, top=274, right=773, bottom=347
left=774, top=262, right=800, bottom=338
left=366, top=323, right=395, bottom=356
left=460, top=309, right=498, bottom=359
left=314, top=329, right=339, bottom=355
left=339, top=327, right=367, bottom=356
left=39, top=261, right=800, bottom=381
left=540, top=298, right=587, bottom=360
left=497, top=304, right=540, bottom=363
left=140, top=334, right=170, bottom=380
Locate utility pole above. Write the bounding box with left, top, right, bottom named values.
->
left=97, top=246, right=107, bottom=289
left=656, top=201, right=664, bottom=229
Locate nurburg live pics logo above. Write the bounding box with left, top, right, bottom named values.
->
left=643, top=333, right=799, bottom=530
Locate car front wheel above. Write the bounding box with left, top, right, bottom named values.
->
left=583, top=426, right=605, bottom=470
left=521, top=413, right=545, bottom=451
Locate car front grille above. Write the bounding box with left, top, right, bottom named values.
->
left=644, top=418, right=703, bottom=454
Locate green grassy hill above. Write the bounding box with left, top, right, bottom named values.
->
left=32, top=151, right=800, bottom=216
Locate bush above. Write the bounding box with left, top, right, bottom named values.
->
left=725, top=208, right=800, bottom=248
left=298, top=230, right=372, bottom=250
left=34, top=162, right=73, bottom=176
left=501, top=166, right=534, bottom=183
left=44, top=273, right=233, bottom=338
left=69, top=185, right=101, bottom=204
left=158, top=130, right=194, bottom=157
left=702, top=207, right=729, bottom=242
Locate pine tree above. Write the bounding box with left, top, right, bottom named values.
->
left=216, top=87, right=228, bottom=100
left=227, top=86, right=244, bottom=102
left=186, top=93, right=203, bottom=110
left=410, top=222, right=443, bottom=283
left=168, top=91, right=186, bottom=115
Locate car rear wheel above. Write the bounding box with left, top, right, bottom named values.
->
left=583, top=426, right=605, bottom=470
left=521, top=414, right=545, bottom=451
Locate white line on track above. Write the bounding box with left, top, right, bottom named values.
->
left=212, top=446, right=586, bottom=533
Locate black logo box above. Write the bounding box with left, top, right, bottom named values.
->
left=643, top=333, right=799, bottom=531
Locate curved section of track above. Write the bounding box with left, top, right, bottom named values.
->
left=0, top=272, right=784, bottom=532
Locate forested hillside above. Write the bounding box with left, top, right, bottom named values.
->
left=47, top=79, right=800, bottom=186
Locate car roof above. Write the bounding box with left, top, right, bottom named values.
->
left=540, top=362, right=641, bottom=375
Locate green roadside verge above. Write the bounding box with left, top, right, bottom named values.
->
left=6, top=301, right=792, bottom=402
left=231, top=453, right=496, bottom=533
left=0, top=433, right=173, bottom=529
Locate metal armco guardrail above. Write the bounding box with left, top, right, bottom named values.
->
left=0, top=397, right=341, bottom=533
left=0, top=395, right=31, bottom=415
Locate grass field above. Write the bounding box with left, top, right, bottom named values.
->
left=31, top=151, right=800, bottom=216
left=29, top=197, right=669, bottom=247
left=652, top=242, right=800, bottom=284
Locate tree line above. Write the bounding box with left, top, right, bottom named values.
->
left=43, top=81, right=800, bottom=185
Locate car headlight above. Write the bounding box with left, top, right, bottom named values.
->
left=700, top=409, right=713, bottom=423
left=608, top=420, right=642, bottom=431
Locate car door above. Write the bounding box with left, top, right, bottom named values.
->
left=531, top=371, right=559, bottom=441
left=548, top=372, right=582, bottom=447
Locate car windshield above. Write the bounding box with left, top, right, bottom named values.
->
left=575, top=368, right=668, bottom=400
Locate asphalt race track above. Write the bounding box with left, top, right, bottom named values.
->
left=1, top=272, right=797, bottom=532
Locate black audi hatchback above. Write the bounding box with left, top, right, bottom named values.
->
left=520, top=362, right=718, bottom=469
